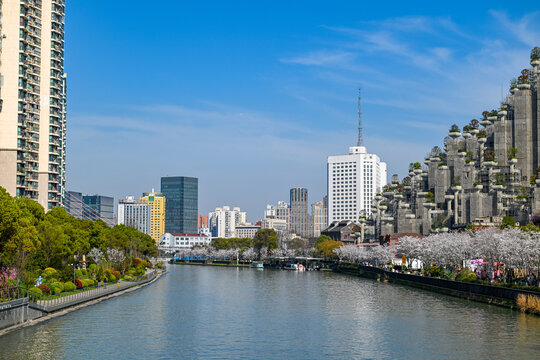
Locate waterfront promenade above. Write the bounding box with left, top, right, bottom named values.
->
left=0, top=269, right=165, bottom=336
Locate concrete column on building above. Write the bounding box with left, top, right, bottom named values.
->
left=513, top=85, right=533, bottom=182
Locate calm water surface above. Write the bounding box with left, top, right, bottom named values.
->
left=1, top=265, right=539, bottom=359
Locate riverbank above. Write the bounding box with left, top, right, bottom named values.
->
left=335, top=263, right=540, bottom=313
left=171, top=261, right=251, bottom=267
left=0, top=269, right=166, bottom=337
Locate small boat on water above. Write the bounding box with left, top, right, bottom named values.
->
left=251, top=261, right=264, bottom=269
left=283, top=263, right=305, bottom=271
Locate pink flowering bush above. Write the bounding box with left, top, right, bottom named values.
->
left=0, top=267, right=17, bottom=289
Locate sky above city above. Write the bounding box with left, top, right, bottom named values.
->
left=65, top=1, right=540, bottom=222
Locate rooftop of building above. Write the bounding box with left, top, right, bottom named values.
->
left=169, top=233, right=208, bottom=237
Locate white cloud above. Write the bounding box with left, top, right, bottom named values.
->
left=280, top=50, right=355, bottom=66
left=490, top=11, right=540, bottom=47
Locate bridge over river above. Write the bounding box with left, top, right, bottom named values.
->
left=0, top=265, right=539, bottom=359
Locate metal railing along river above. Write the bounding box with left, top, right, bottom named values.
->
left=1, top=270, right=161, bottom=313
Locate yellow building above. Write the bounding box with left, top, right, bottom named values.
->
left=140, top=191, right=166, bottom=243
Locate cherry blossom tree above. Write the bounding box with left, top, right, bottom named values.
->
left=87, top=248, right=103, bottom=265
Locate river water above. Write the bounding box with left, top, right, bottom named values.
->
left=1, top=265, right=539, bottom=359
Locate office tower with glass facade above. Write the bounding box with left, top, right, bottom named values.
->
left=161, top=176, right=198, bottom=234
left=0, top=0, right=67, bottom=210
left=289, top=187, right=312, bottom=238
left=82, top=194, right=114, bottom=226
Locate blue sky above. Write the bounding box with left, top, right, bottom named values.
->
left=65, top=1, right=540, bottom=221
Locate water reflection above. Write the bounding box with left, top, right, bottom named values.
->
left=0, top=266, right=539, bottom=359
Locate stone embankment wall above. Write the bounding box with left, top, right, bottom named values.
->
left=0, top=299, right=41, bottom=331
left=336, top=264, right=539, bottom=308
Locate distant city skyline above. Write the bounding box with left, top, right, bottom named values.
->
left=63, top=1, right=540, bottom=221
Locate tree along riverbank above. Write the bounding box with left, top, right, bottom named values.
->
left=335, top=263, right=540, bottom=314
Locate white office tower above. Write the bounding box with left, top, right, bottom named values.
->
left=208, top=206, right=247, bottom=238
left=0, top=1, right=67, bottom=210
left=328, top=146, right=387, bottom=223
left=117, top=196, right=151, bottom=235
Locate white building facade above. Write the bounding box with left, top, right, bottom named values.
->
left=159, top=233, right=211, bottom=249
left=261, top=217, right=287, bottom=233
left=311, top=197, right=328, bottom=237
left=208, top=206, right=247, bottom=238
left=118, top=196, right=151, bottom=235
left=235, top=223, right=261, bottom=239
left=327, top=146, right=387, bottom=224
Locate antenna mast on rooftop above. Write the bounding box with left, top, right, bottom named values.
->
left=357, top=88, right=364, bottom=146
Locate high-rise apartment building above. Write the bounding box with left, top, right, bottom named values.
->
left=311, top=196, right=328, bottom=238
left=208, top=206, right=247, bottom=238
left=140, top=191, right=166, bottom=243
left=197, top=214, right=208, bottom=229
left=0, top=0, right=67, bottom=210
left=118, top=196, right=151, bottom=235
left=289, top=187, right=313, bottom=238
left=161, top=176, right=198, bottom=234
left=264, top=201, right=290, bottom=223
left=327, top=146, right=387, bottom=223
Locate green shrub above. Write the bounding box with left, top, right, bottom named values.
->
left=135, top=266, right=145, bottom=276
left=51, top=282, right=64, bottom=292
left=53, top=287, right=62, bottom=295
left=456, top=268, right=477, bottom=282
left=41, top=267, right=58, bottom=279
left=63, top=282, right=76, bottom=291
left=28, top=286, right=43, bottom=296
left=427, top=265, right=443, bottom=278
left=127, top=268, right=137, bottom=276
left=75, top=269, right=83, bottom=279
left=22, top=270, right=39, bottom=286
left=96, top=267, right=104, bottom=281
left=59, top=266, right=75, bottom=282
left=82, top=279, right=95, bottom=287
left=123, top=275, right=133, bottom=281
left=132, top=257, right=144, bottom=267
left=81, top=269, right=88, bottom=276
left=157, top=263, right=163, bottom=269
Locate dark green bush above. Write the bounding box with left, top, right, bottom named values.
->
left=59, top=266, right=75, bottom=282
left=456, top=268, right=477, bottom=282
left=427, top=266, right=443, bottom=278
left=135, top=266, right=146, bottom=276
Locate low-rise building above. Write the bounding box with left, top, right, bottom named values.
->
left=235, top=223, right=261, bottom=239
left=261, top=218, right=287, bottom=233
left=159, top=233, right=211, bottom=249
left=321, top=220, right=360, bottom=244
